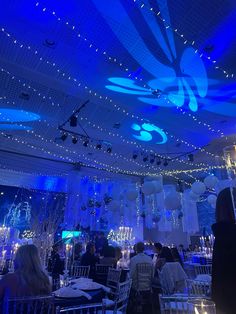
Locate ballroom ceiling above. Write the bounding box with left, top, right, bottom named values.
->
left=0, top=0, right=236, bottom=184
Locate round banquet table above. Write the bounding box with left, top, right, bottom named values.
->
left=54, top=288, right=105, bottom=308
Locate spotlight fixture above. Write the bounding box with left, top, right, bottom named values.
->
left=70, top=115, right=77, bottom=127
left=61, top=133, right=68, bottom=141
left=107, top=147, right=112, bottom=153
left=188, top=154, right=194, bottom=162
left=83, top=138, right=89, bottom=147
left=156, top=158, right=161, bottom=166
left=163, top=159, right=168, bottom=167
left=143, top=155, right=148, bottom=162
left=72, top=137, right=78, bottom=144
left=133, top=151, right=138, bottom=160
left=150, top=155, right=155, bottom=164
left=96, top=143, right=102, bottom=150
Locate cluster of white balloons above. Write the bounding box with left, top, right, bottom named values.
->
left=190, top=175, right=219, bottom=207
left=125, top=180, right=164, bottom=202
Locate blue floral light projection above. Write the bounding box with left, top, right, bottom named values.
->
left=131, top=123, right=167, bottom=144
left=93, top=0, right=208, bottom=112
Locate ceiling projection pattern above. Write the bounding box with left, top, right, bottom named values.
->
left=94, top=0, right=208, bottom=112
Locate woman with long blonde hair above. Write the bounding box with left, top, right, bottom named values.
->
left=0, top=244, right=51, bottom=299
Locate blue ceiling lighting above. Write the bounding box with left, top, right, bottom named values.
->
left=0, top=124, right=32, bottom=130
left=0, top=109, right=40, bottom=123
left=131, top=123, right=167, bottom=144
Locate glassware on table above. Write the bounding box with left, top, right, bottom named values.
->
left=187, top=299, right=216, bottom=314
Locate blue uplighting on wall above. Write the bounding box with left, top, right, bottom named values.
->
left=131, top=123, right=167, bottom=144
left=35, top=176, right=65, bottom=191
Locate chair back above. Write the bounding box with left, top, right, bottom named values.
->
left=159, top=295, right=189, bottom=314
left=95, top=264, right=112, bottom=284
left=159, top=262, right=187, bottom=295
left=4, top=295, right=54, bottom=314
left=72, top=265, right=90, bottom=278
left=56, top=302, right=105, bottom=313
left=186, top=279, right=211, bottom=298
left=114, top=279, right=132, bottom=314
left=107, top=268, right=122, bottom=294
left=136, top=263, right=153, bottom=292
left=194, top=265, right=212, bottom=276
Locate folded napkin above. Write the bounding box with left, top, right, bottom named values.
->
left=71, top=281, right=111, bottom=292
left=195, top=274, right=211, bottom=282
left=54, top=286, right=92, bottom=299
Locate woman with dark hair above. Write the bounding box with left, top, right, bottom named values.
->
left=170, top=247, right=183, bottom=267
left=212, top=187, right=236, bottom=314
left=156, top=246, right=174, bottom=270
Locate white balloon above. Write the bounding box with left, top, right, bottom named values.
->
left=191, top=181, right=206, bottom=195
left=204, top=175, right=219, bottom=189
left=164, top=191, right=181, bottom=210
left=207, top=194, right=217, bottom=207
left=189, top=190, right=199, bottom=201
left=126, top=189, right=138, bottom=201
left=152, top=181, right=163, bottom=193
left=141, top=182, right=155, bottom=195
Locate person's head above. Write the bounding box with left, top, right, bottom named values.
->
left=179, top=244, right=184, bottom=250
left=160, top=247, right=174, bottom=262
left=171, top=247, right=182, bottom=262
left=136, top=242, right=145, bottom=254
left=154, top=242, right=163, bottom=254
left=14, top=244, right=51, bottom=295
left=103, top=245, right=115, bottom=258
left=215, top=187, right=235, bottom=223
left=86, top=242, right=95, bottom=255
left=52, top=244, right=59, bottom=254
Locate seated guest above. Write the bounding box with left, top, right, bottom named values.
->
left=95, top=232, right=108, bottom=255
left=80, top=242, right=99, bottom=279
left=0, top=244, right=51, bottom=299
left=73, top=242, right=83, bottom=262
left=130, top=242, right=153, bottom=290
left=171, top=247, right=183, bottom=267
left=100, top=246, right=116, bottom=266
left=48, top=245, right=64, bottom=276
left=153, top=242, right=163, bottom=265
left=156, top=246, right=174, bottom=270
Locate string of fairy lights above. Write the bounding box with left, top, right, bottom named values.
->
left=0, top=27, right=226, bottom=165
left=2, top=109, right=196, bottom=179
left=32, top=2, right=228, bottom=138
left=0, top=96, right=218, bottom=185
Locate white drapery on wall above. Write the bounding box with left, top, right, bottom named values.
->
left=182, top=190, right=199, bottom=234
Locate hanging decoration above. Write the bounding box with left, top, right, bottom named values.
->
left=191, top=181, right=206, bottom=195
left=164, top=191, right=182, bottom=210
